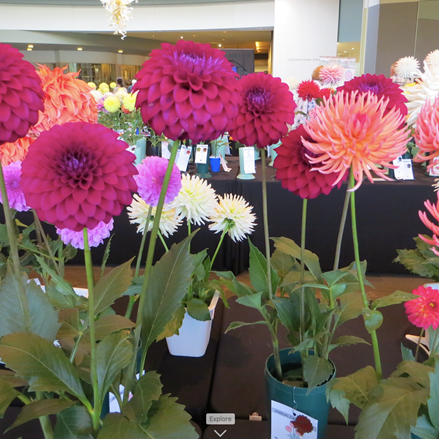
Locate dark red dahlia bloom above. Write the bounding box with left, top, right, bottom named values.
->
left=229, top=72, right=296, bottom=148
left=319, top=88, right=332, bottom=101
left=133, top=40, right=240, bottom=143
left=0, top=43, right=44, bottom=145
left=274, top=125, right=346, bottom=199
left=291, top=415, right=313, bottom=437
left=337, top=73, right=408, bottom=116
left=21, top=122, right=138, bottom=231
left=297, top=80, right=321, bottom=101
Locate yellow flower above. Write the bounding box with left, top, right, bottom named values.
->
left=104, top=95, right=121, bottom=113
left=122, top=92, right=137, bottom=112
left=87, top=82, right=96, bottom=89
left=110, top=81, right=117, bottom=89
left=98, top=82, right=109, bottom=93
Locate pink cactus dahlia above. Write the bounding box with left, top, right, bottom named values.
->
left=0, top=43, right=44, bottom=145
left=418, top=193, right=439, bottom=256
left=414, top=96, right=439, bottom=169
left=303, top=91, right=409, bottom=190
left=133, top=40, right=240, bottom=142
left=21, top=122, right=137, bottom=231
left=229, top=72, right=296, bottom=148
left=405, top=285, right=439, bottom=330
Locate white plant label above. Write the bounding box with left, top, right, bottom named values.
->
left=175, top=145, right=191, bottom=172
left=161, top=141, right=170, bottom=159
left=271, top=400, right=318, bottom=439
left=393, top=156, right=414, bottom=180
left=242, top=146, right=256, bottom=174
left=195, top=144, right=209, bottom=164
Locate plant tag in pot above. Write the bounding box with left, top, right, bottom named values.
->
left=271, top=401, right=317, bottom=439
left=175, top=145, right=191, bottom=172
left=195, top=144, right=208, bottom=164
left=242, top=146, right=256, bottom=174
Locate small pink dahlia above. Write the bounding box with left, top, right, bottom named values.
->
left=134, top=40, right=240, bottom=142
left=418, top=193, right=439, bottom=256
left=229, top=72, right=296, bottom=148
left=0, top=43, right=44, bottom=145
left=56, top=219, right=114, bottom=250
left=274, top=125, right=346, bottom=199
left=297, top=80, right=321, bottom=102
left=405, top=285, right=439, bottom=330
left=21, top=122, right=137, bottom=231
left=319, top=64, right=345, bottom=88
left=0, top=161, right=29, bottom=212
left=135, top=156, right=181, bottom=207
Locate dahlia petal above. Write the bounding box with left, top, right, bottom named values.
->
left=189, top=91, right=206, bottom=109
left=56, top=202, right=70, bottom=221
left=205, top=99, right=223, bottom=116
left=160, top=75, right=176, bottom=94
left=193, top=108, right=211, bottom=125
left=175, top=101, right=193, bottom=119
left=0, top=103, right=11, bottom=122
left=173, top=86, right=190, bottom=103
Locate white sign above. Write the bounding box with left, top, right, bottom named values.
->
left=393, top=156, right=414, bottom=180
left=195, top=144, right=209, bottom=164
left=242, top=147, right=256, bottom=174
left=161, top=141, right=170, bottom=159
left=175, top=145, right=191, bottom=172
left=271, top=400, right=318, bottom=439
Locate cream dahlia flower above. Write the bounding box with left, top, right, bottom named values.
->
left=285, top=77, right=300, bottom=92
left=90, top=89, right=103, bottom=101
left=405, top=62, right=439, bottom=126
left=171, top=174, right=218, bottom=225
left=115, top=88, right=128, bottom=102
left=425, top=50, right=439, bottom=70
left=395, top=56, right=420, bottom=79
left=127, top=194, right=182, bottom=237
left=208, top=194, right=256, bottom=242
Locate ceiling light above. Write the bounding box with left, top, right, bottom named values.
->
left=118, top=50, right=123, bottom=53
left=77, top=47, right=83, bottom=51
left=27, top=48, right=32, bottom=51
left=352, top=47, right=355, bottom=50
left=223, top=31, right=227, bottom=34
left=344, top=50, right=347, bottom=53
left=193, top=35, right=196, bottom=37
left=28, top=44, right=33, bottom=48
left=218, top=44, right=222, bottom=47
left=180, top=36, right=183, bottom=39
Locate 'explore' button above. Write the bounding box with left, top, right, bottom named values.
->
left=206, top=413, right=235, bottom=425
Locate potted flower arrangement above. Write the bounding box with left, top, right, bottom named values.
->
left=0, top=39, right=241, bottom=438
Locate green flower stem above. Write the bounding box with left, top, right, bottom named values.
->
left=260, top=148, right=272, bottom=299
left=268, top=320, right=282, bottom=381
left=125, top=207, right=153, bottom=320
left=128, top=140, right=180, bottom=393
left=58, top=241, right=65, bottom=276
left=83, top=228, right=101, bottom=432
left=0, top=162, right=31, bottom=330
left=300, top=198, right=308, bottom=344
left=187, top=221, right=192, bottom=237
left=33, top=210, right=62, bottom=277
left=69, top=332, right=84, bottom=363
left=333, top=186, right=350, bottom=271
left=158, top=230, right=169, bottom=252
left=349, top=168, right=383, bottom=379
left=210, top=228, right=228, bottom=270
left=36, top=391, right=54, bottom=439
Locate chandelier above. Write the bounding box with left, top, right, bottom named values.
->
left=101, top=0, right=138, bottom=39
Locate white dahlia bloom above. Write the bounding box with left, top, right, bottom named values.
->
left=171, top=174, right=218, bottom=225
left=208, top=194, right=256, bottom=242
left=395, top=56, right=420, bottom=79
left=425, top=50, right=439, bottom=70
left=285, top=77, right=300, bottom=92
left=405, top=62, right=439, bottom=126
left=127, top=194, right=182, bottom=237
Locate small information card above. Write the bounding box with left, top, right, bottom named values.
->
left=175, top=145, right=192, bottom=172
left=271, top=400, right=318, bottom=439
left=393, top=156, right=414, bottom=180
left=242, top=146, right=256, bottom=174
left=195, top=144, right=209, bottom=164
left=161, top=141, right=170, bottom=159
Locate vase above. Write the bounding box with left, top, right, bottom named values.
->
left=265, top=349, right=334, bottom=439
left=237, top=147, right=255, bottom=180
left=134, top=138, right=146, bottom=164
left=166, top=291, right=220, bottom=357
left=210, top=156, right=221, bottom=172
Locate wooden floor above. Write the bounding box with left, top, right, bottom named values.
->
left=63, top=265, right=433, bottom=300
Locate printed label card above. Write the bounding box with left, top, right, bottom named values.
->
left=195, top=144, right=209, bottom=164
left=271, top=400, right=318, bottom=439
left=161, top=141, right=171, bottom=159
left=175, top=145, right=192, bottom=172
left=393, top=156, right=414, bottom=180
left=242, top=146, right=256, bottom=174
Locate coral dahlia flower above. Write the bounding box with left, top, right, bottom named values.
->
left=29, top=65, right=97, bottom=138
left=274, top=125, right=346, bottom=199
left=229, top=72, right=296, bottom=148
left=0, top=136, right=34, bottom=166
left=303, top=91, right=409, bottom=190
left=297, top=80, right=321, bottom=102
left=405, top=285, right=439, bottom=330
left=418, top=193, right=439, bottom=256
left=21, top=122, right=137, bottom=231
left=0, top=43, right=44, bottom=145
left=337, top=74, right=408, bottom=117
left=414, top=96, right=439, bottom=168
left=134, top=40, right=240, bottom=142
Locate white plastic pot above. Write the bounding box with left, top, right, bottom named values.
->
left=166, top=291, right=220, bottom=357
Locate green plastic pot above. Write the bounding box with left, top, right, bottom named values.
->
left=265, top=349, right=334, bottom=439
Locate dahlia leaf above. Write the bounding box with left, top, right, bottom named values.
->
left=141, top=234, right=195, bottom=351
left=362, top=308, right=383, bottom=333
left=355, top=377, right=428, bottom=439
left=411, top=414, right=439, bottom=439
left=186, top=298, right=210, bottom=321
left=248, top=239, right=280, bottom=298
left=0, top=269, right=60, bottom=341
left=156, top=305, right=185, bottom=340
left=82, top=315, right=135, bottom=343
left=271, top=249, right=295, bottom=279
left=326, top=383, right=351, bottom=424
left=100, top=233, right=114, bottom=279
left=391, top=361, right=433, bottom=388
left=0, top=378, right=20, bottom=418
left=303, top=356, right=334, bottom=391
left=122, top=371, right=162, bottom=424
left=329, top=335, right=369, bottom=352
left=54, top=405, right=93, bottom=439
left=272, top=295, right=301, bottom=334
left=281, top=271, right=315, bottom=295
left=272, top=237, right=322, bottom=282
left=321, top=269, right=350, bottom=286
left=401, top=344, right=416, bottom=362
left=6, top=399, right=76, bottom=432
left=96, top=331, right=133, bottom=406
left=236, top=292, right=264, bottom=311
left=336, top=292, right=364, bottom=326
left=215, top=271, right=256, bottom=297
left=0, top=332, right=87, bottom=401
left=371, top=290, right=416, bottom=310
left=225, top=320, right=268, bottom=333
left=428, top=357, right=439, bottom=430
left=93, top=259, right=134, bottom=316
left=35, top=256, right=77, bottom=298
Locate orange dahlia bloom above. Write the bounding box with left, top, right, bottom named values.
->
left=302, top=91, right=409, bottom=190
left=414, top=96, right=439, bottom=170
left=29, top=65, right=97, bottom=137
left=0, top=136, right=35, bottom=166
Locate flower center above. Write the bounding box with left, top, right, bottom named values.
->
left=10, top=179, right=20, bottom=190
left=247, top=87, right=268, bottom=114
left=60, top=148, right=95, bottom=188
left=358, top=82, right=381, bottom=95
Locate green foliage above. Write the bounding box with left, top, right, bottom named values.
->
left=54, top=406, right=93, bottom=439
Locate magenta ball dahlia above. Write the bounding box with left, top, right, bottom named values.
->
left=133, top=40, right=240, bottom=142
left=21, top=122, right=137, bottom=231
left=337, top=73, right=408, bottom=117
left=274, top=125, right=346, bottom=199
left=229, top=72, right=296, bottom=148
left=135, top=156, right=181, bottom=207
left=0, top=43, right=44, bottom=145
